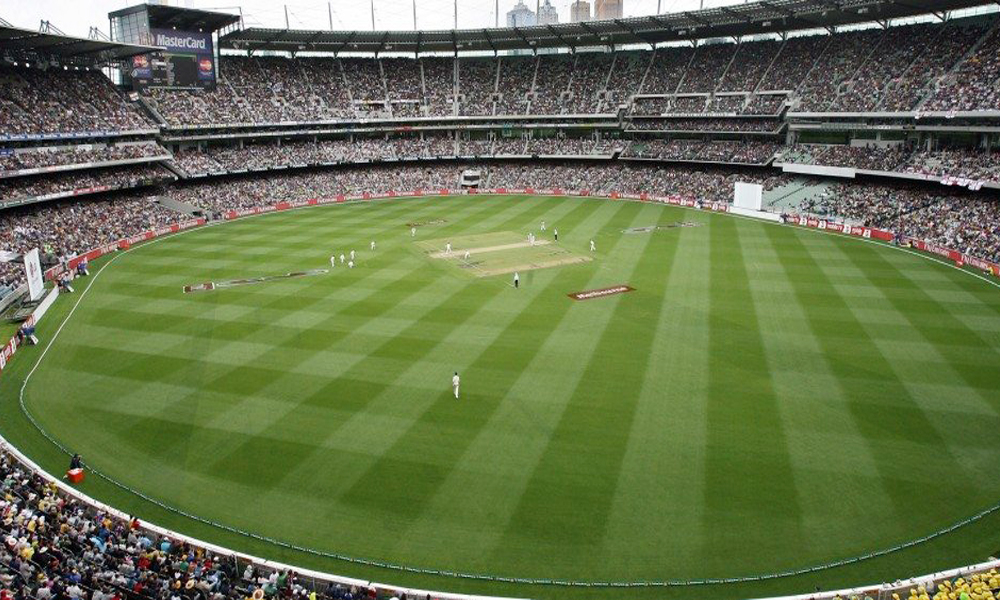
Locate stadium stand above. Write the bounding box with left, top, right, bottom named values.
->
left=0, top=66, right=154, bottom=137
left=5, top=2, right=1000, bottom=600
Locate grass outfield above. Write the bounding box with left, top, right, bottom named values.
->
left=3, top=193, right=1000, bottom=599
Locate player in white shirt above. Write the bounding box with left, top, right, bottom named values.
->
left=348, top=260, right=354, bottom=269
left=370, top=240, right=376, bottom=251
left=350, top=250, right=355, bottom=261
left=554, top=228, right=559, bottom=241
left=590, top=240, right=596, bottom=252
left=339, top=253, right=346, bottom=264
left=464, top=250, right=471, bottom=261
left=330, top=255, right=337, bottom=267
left=452, top=372, right=460, bottom=399
left=446, top=242, right=452, bottom=254
left=513, top=271, right=519, bottom=289
left=541, top=220, right=546, bottom=231
left=411, top=227, right=416, bottom=237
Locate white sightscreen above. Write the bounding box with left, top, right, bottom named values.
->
left=734, top=182, right=763, bottom=211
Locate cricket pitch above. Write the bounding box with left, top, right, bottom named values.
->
left=417, top=231, right=592, bottom=277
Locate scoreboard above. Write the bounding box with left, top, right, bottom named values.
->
left=130, top=29, right=216, bottom=89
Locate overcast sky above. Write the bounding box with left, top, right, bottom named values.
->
left=3, top=0, right=750, bottom=38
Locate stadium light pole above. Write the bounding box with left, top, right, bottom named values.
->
left=284, top=4, right=289, bottom=29
left=495, top=0, right=499, bottom=27
left=412, top=0, right=417, bottom=30
left=371, top=0, right=376, bottom=31
left=328, top=2, right=333, bottom=30
left=454, top=0, right=458, bottom=28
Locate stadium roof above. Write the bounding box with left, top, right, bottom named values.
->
left=108, top=4, right=241, bottom=33
left=220, top=0, right=991, bottom=54
left=0, top=24, right=161, bottom=61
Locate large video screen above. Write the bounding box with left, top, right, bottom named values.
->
left=129, top=28, right=215, bottom=89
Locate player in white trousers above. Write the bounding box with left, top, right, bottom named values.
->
left=411, top=227, right=416, bottom=237
left=370, top=240, right=376, bottom=251
left=330, top=255, right=337, bottom=267
left=590, top=240, right=596, bottom=252
left=350, top=249, right=355, bottom=261
left=339, top=253, right=346, bottom=264
left=446, top=242, right=452, bottom=254
left=452, top=372, right=460, bottom=399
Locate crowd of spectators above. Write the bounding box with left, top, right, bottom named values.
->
left=628, top=118, right=783, bottom=132
left=625, top=140, right=780, bottom=164
left=923, top=23, right=1000, bottom=112
left=782, top=144, right=1000, bottom=183
left=797, top=180, right=1000, bottom=263
left=0, top=448, right=427, bottom=600
left=631, top=94, right=786, bottom=116
left=135, top=14, right=1000, bottom=129
left=895, top=572, right=1000, bottom=600
left=171, top=137, right=634, bottom=176
left=0, top=143, right=166, bottom=175
left=0, top=66, right=153, bottom=137
left=4, top=14, right=1000, bottom=139
left=0, top=165, right=173, bottom=205
left=0, top=190, right=176, bottom=290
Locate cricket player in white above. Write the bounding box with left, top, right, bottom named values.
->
left=348, top=260, right=354, bottom=269
left=411, top=227, right=416, bottom=237
left=370, top=240, right=376, bottom=251
left=541, top=221, right=546, bottom=231
left=350, top=249, right=355, bottom=261
left=330, top=255, right=337, bottom=267
left=590, top=240, right=596, bottom=252
left=452, top=372, right=460, bottom=399
left=464, top=250, right=471, bottom=260
left=446, top=242, right=452, bottom=254
left=340, top=253, right=346, bottom=264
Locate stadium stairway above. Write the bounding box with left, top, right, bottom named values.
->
left=763, top=177, right=835, bottom=214
left=156, top=195, right=204, bottom=217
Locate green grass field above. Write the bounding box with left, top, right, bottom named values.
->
left=3, top=194, right=1000, bottom=599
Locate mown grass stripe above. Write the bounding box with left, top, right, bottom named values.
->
left=759, top=224, right=969, bottom=553
left=700, top=217, right=807, bottom=567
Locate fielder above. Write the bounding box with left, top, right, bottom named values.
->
left=339, top=253, right=346, bottom=264
left=350, top=249, right=356, bottom=261
left=348, top=260, right=354, bottom=269
left=370, top=240, right=376, bottom=251
left=541, top=220, right=546, bottom=231
left=554, top=228, right=559, bottom=241
left=411, top=227, right=416, bottom=237
left=452, top=372, right=460, bottom=399
left=513, top=271, right=520, bottom=289
left=330, top=255, right=337, bottom=267
left=464, top=250, right=471, bottom=261
left=446, top=242, right=452, bottom=254
left=590, top=239, right=596, bottom=252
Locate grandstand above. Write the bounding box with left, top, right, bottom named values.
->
left=1, top=1, right=1000, bottom=599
